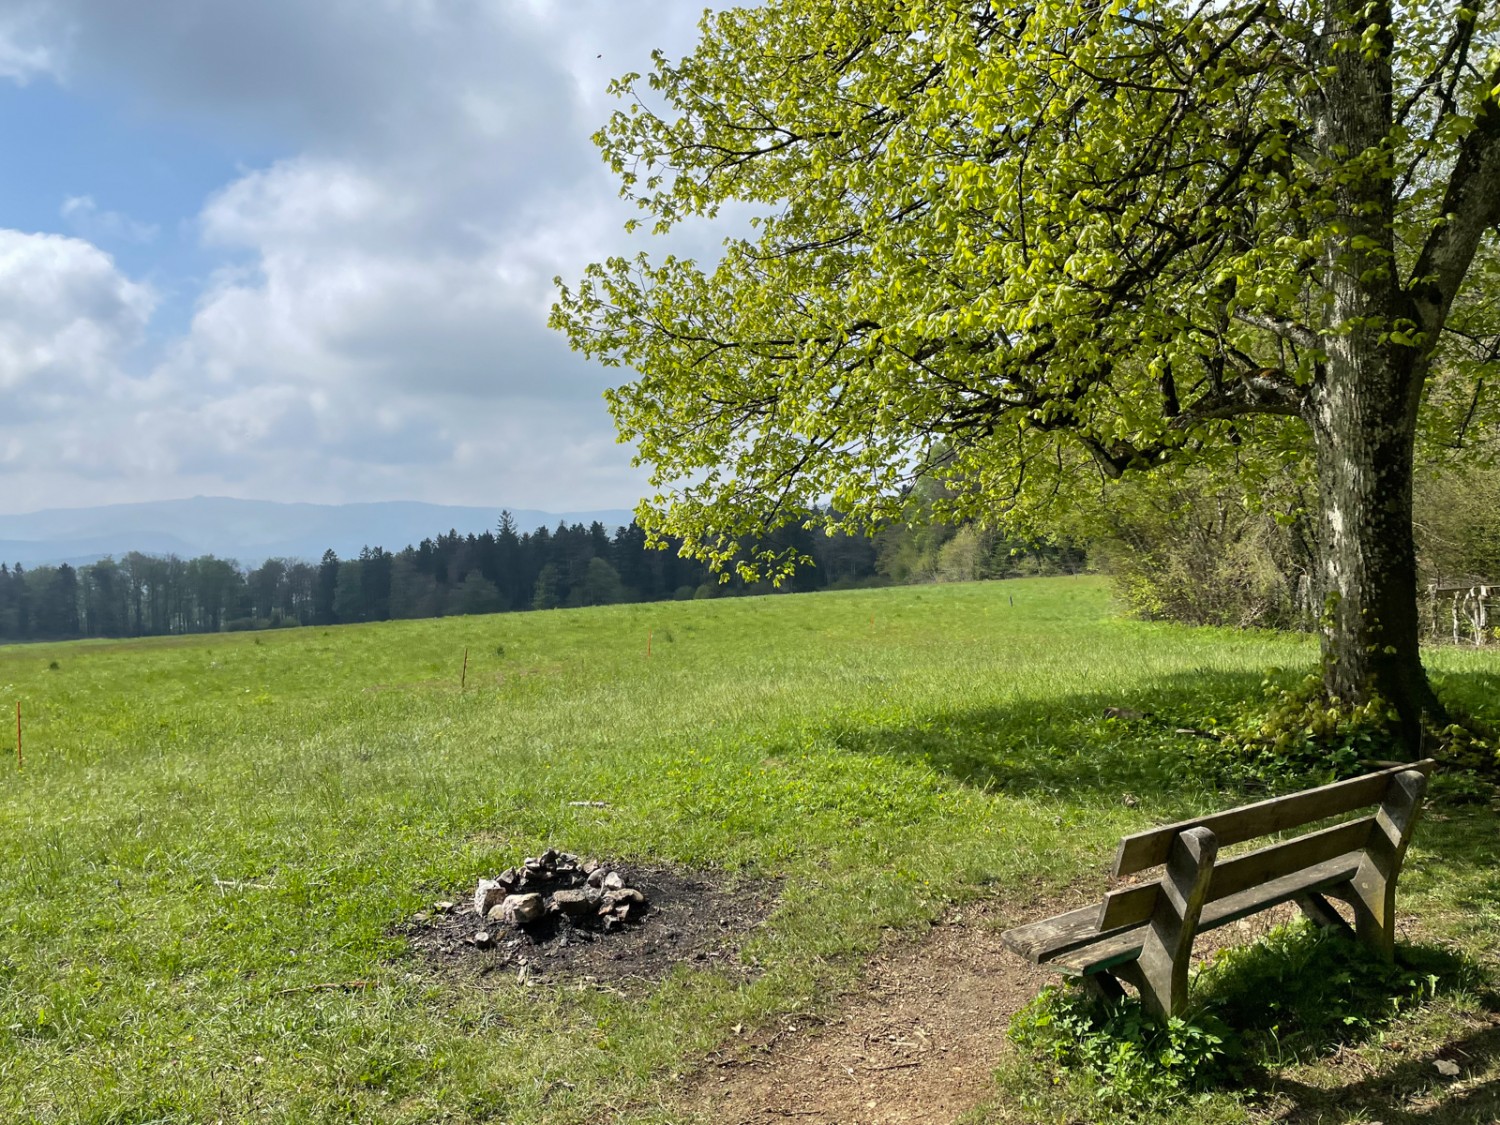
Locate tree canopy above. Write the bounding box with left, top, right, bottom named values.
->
left=554, top=0, right=1500, bottom=746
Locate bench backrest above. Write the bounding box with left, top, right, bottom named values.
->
left=1112, top=760, right=1437, bottom=876
left=1099, top=760, right=1436, bottom=932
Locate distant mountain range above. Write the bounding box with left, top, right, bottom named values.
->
left=0, top=497, right=637, bottom=568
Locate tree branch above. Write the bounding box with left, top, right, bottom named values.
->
left=1232, top=310, right=1320, bottom=350
left=1409, top=62, right=1500, bottom=337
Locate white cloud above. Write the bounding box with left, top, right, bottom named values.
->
left=0, top=2, right=718, bottom=512
left=0, top=229, right=154, bottom=395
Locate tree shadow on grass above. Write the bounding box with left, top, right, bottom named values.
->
left=1265, top=1017, right=1500, bottom=1123
left=815, top=662, right=1500, bottom=818
left=815, top=667, right=1273, bottom=808
left=1195, top=920, right=1499, bottom=1120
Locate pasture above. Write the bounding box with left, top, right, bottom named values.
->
left=1, top=577, right=1495, bottom=1123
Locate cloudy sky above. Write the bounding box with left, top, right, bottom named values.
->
left=0, top=1, right=711, bottom=516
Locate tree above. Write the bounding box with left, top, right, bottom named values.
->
left=315, top=550, right=341, bottom=625
left=454, top=569, right=503, bottom=616
left=333, top=559, right=365, bottom=624
left=554, top=0, right=1500, bottom=748
left=576, top=556, right=626, bottom=606
left=531, top=563, right=561, bottom=611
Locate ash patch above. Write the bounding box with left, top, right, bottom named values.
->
left=405, top=865, right=780, bottom=986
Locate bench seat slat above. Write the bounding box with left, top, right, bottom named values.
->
left=1113, top=760, right=1435, bottom=876
left=1000, top=903, right=1114, bottom=962
left=1044, top=852, right=1364, bottom=976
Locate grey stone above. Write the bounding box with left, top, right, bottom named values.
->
left=503, top=892, right=546, bottom=925
left=550, top=888, right=597, bottom=917
left=603, top=871, right=625, bottom=891
left=474, top=878, right=507, bottom=917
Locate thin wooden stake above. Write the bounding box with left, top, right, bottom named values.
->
left=461, top=647, right=469, bottom=690
left=14, top=701, right=20, bottom=770
left=647, top=630, right=652, bottom=659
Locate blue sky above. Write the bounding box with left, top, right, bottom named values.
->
left=0, top=1, right=708, bottom=515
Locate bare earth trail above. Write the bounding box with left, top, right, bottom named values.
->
left=671, top=897, right=1485, bottom=1125
left=680, top=897, right=1054, bottom=1125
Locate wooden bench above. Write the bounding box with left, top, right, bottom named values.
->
left=1002, top=760, right=1436, bottom=1018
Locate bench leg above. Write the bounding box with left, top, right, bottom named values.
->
left=1081, top=972, right=1127, bottom=1004
left=1296, top=891, right=1353, bottom=935
left=1348, top=770, right=1427, bottom=963
left=1131, top=825, right=1218, bottom=1019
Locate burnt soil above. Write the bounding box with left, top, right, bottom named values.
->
left=404, top=865, right=781, bottom=986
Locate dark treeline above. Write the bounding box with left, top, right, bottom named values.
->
left=0, top=510, right=1084, bottom=643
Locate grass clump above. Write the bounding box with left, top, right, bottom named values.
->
left=1198, top=922, right=1480, bottom=1052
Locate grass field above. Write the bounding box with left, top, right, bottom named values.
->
left=1, top=577, right=1495, bottom=1123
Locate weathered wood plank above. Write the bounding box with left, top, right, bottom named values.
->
left=1348, top=769, right=1429, bottom=961
left=1098, top=816, right=1376, bottom=931
left=1000, top=904, right=1107, bottom=962
left=1135, top=825, right=1218, bottom=1017
left=1047, top=853, right=1364, bottom=975
left=1112, top=760, right=1435, bottom=876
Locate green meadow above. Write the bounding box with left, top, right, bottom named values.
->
left=1, top=577, right=1495, bottom=1123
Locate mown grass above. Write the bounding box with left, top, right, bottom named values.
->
left=0, top=577, right=1494, bottom=1123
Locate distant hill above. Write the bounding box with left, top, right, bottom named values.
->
left=0, top=497, right=636, bottom=568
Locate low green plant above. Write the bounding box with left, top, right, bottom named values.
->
left=1006, top=922, right=1488, bottom=1119
left=1009, top=987, right=1232, bottom=1113
left=1198, top=921, right=1477, bottom=1055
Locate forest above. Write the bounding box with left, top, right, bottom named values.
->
left=0, top=510, right=1084, bottom=642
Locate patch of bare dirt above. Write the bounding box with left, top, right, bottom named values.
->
left=404, top=865, right=781, bottom=987
left=680, top=896, right=1056, bottom=1125
left=675, top=896, right=1382, bottom=1125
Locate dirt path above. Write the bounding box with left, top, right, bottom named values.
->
left=681, top=897, right=1053, bottom=1125
left=674, top=897, right=1335, bottom=1125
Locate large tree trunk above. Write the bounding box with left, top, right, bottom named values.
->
left=1308, top=359, right=1443, bottom=752
left=1310, top=0, right=1444, bottom=753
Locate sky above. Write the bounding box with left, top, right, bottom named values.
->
left=0, top=1, right=713, bottom=516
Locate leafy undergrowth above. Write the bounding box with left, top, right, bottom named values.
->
left=992, top=921, right=1497, bottom=1123
left=1102, top=667, right=1500, bottom=805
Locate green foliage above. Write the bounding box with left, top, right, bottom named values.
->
left=1417, top=461, right=1500, bottom=586
left=1010, top=987, right=1232, bottom=1113
left=1086, top=462, right=1316, bottom=632
left=1161, top=671, right=1499, bottom=786
left=553, top=0, right=1500, bottom=582
left=1198, top=923, right=1476, bottom=1053
left=1214, top=673, right=1405, bottom=782
left=1006, top=922, right=1490, bottom=1121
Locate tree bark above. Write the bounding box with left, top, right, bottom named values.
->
left=1309, top=358, right=1443, bottom=750
left=1310, top=0, right=1444, bottom=751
